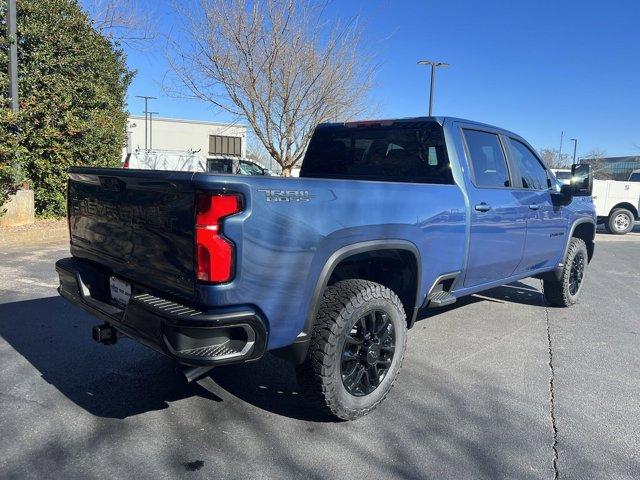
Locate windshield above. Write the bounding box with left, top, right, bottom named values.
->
left=239, top=161, right=265, bottom=175
left=301, top=121, right=453, bottom=184
left=554, top=171, right=572, bottom=180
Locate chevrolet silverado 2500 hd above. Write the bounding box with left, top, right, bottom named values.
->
left=56, top=117, right=596, bottom=420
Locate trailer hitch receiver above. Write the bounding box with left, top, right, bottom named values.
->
left=92, top=323, right=118, bottom=345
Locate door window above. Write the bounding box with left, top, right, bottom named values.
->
left=508, top=138, right=551, bottom=190
left=463, top=129, right=510, bottom=188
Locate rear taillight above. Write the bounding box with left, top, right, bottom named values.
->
left=195, top=193, right=243, bottom=283
left=123, top=153, right=130, bottom=169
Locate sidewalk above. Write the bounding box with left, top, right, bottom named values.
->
left=0, top=219, right=68, bottom=249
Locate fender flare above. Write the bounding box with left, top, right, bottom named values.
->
left=551, top=218, right=596, bottom=280
left=303, top=240, right=422, bottom=336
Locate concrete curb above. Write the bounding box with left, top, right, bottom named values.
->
left=0, top=224, right=69, bottom=248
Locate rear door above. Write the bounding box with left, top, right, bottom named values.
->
left=506, top=137, right=567, bottom=272
left=460, top=128, right=528, bottom=287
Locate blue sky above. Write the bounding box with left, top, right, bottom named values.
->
left=112, top=0, right=640, bottom=158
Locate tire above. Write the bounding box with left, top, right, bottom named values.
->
left=607, top=208, right=634, bottom=235
left=543, top=237, right=588, bottom=307
left=295, top=279, right=407, bottom=421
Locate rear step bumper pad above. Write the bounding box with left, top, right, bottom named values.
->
left=55, top=257, right=268, bottom=366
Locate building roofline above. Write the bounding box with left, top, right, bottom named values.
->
left=128, top=115, right=247, bottom=129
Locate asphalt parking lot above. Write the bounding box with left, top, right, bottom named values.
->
left=1, top=231, right=639, bottom=480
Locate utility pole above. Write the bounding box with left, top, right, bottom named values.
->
left=135, top=95, right=156, bottom=150
left=6, top=0, right=21, bottom=187
left=417, top=60, right=450, bottom=116
left=7, top=0, right=19, bottom=112
left=570, top=138, right=578, bottom=166
left=558, top=131, right=564, bottom=166
left=148, top=112, right=159, bottom=151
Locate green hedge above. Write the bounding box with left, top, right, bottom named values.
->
left=0, top=0, right=133, bottom=217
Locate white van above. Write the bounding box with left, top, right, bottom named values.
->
left=551, top=168, right=572, bottom=185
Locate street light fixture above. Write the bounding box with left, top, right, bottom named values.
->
left=417, top=60, right=450, bottom=116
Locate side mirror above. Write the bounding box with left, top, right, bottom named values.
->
left=569, top=163, right=593, bottom=196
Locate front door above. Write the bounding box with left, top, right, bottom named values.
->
left=505, top=137, right=568, bottom=272
left=461, top=128, right=528, bottom=287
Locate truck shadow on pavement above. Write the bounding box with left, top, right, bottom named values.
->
left=4, top=286, right=636, bottom=479
left=417, top=281, right=545, bottom=319
left=0, top=280, right=547, bottom=422
left=0, top=296, right=220, bottom=419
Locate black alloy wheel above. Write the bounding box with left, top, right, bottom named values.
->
left=341, top=309, right=396, bottom=397
left=568, top=250, right=585, bottom=296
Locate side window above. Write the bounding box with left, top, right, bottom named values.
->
left=463, top=129, right=510, bottom=188
left=629, top=171, right=640, bottom=182
left=508, top=138, right=550, bottom=190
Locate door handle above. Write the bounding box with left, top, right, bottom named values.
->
left=474, top=203, right=491, bottom=212
left=528, top=204, right=540, bottom=210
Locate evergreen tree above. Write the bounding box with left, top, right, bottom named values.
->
left=1, top=0, right=134, bottom=216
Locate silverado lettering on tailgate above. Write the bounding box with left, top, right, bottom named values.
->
left=72, top=199, right=177, bottom=230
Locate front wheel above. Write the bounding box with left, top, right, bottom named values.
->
left=607, top=208, right=634, bottom=235
left=296, top=279, right=407, bottom=420
left=543, top=237, right=588, bottom=307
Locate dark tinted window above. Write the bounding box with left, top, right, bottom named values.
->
left=207, top=158, right=233, bottom=173
left=463, top=129, right=510, bottom=188
left=629, top=171, right=640, bottom=182
left=508, top=138, right=550, bottom=190
left=300, top=122, right=453, bottom=184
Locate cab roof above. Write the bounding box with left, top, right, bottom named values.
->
left=317, top=116, right=522, bottom=139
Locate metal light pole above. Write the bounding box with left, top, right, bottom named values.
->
left=135, top=95, right=156, bottom=150
left=558, top=131, right=564, bottom=166
left=570, top=138, right=578, bottom=166
left=417, top=60, right=450, bottom=116
left=148, top=112, right=158, bottom=151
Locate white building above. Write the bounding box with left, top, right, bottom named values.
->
left=124, top=115, right=247, bottom=171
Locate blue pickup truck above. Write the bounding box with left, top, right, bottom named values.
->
left=56, top=117, right=596, bottom=420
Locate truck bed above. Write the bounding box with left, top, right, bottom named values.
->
left=67, top=166, right=468, bottom=348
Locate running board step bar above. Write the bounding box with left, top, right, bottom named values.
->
left=427, top=290, right=457, bottom=308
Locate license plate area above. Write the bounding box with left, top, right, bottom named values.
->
left=109, top=276, right=131, bottom=307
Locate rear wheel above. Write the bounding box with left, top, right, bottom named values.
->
left=296, top=279, right=407, bottom=420
left=543, top=237, right=588, bottom=307
left=607, top=208, right=634, bottom=235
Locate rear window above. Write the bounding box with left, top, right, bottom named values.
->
left=300, top=122, right=453, bottom=184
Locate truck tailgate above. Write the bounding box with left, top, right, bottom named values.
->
left=67, top=168, right=197, bottom=300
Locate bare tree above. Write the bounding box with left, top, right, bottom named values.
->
left=539, top=148, right=572, bottom=169
left=245, top=134, right=274, bottom=170
left=581, top=148, right=613, bottom=180
left=84, top=0, right=155, bottom=47
left=166, top=0, right=375, bottom=175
